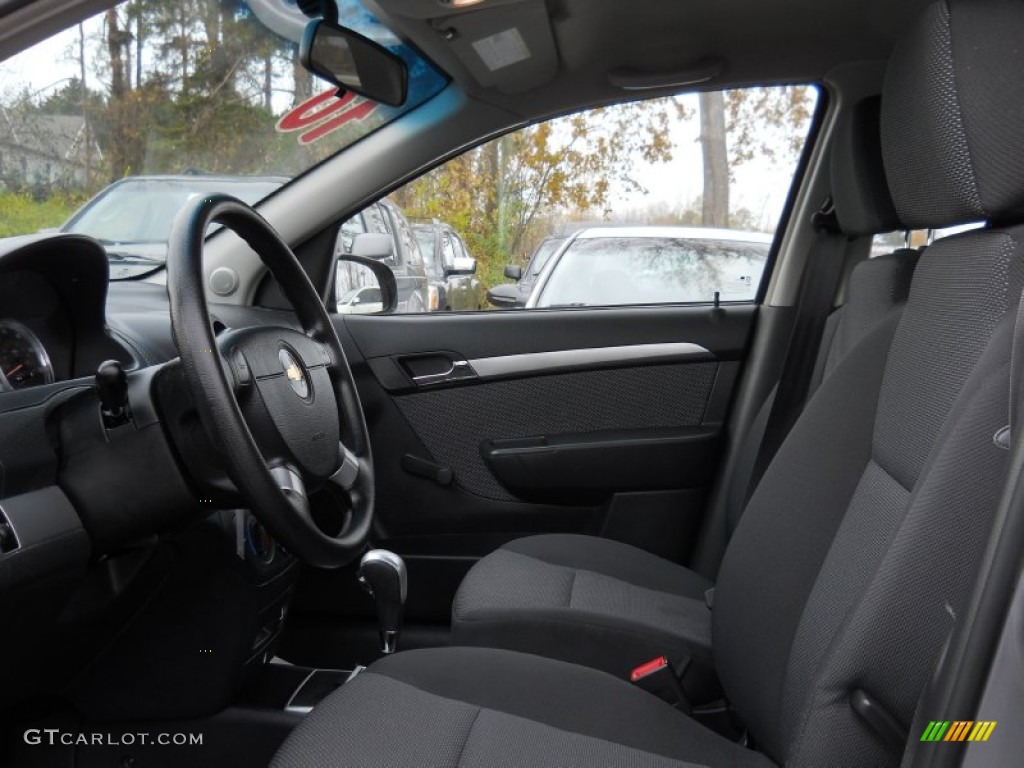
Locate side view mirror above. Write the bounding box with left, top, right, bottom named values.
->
left=300, top=20, right=408, bottom=107
left=487, top=283, right=525, bottom=309
left=335, top=254, right=398, bottom=314
left=351, top=232, right=394, bottom=260
left=503, top=264, right=523, bottom=281
left=447, top=257, right=477, bottom=276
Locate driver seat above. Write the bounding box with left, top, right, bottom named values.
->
left=273, top=2, right=1024, bottom=765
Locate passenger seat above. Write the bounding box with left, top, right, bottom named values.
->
left=451, top=96, right=918, bottom=685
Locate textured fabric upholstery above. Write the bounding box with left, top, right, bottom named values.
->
left=715, top=228, right=1024, bottom=764
left=831, top=95, right=902, bottom=237
left=882, top=0, right=1024, bottom=228
left=395, top=362, right=718, bottom=501
left=271, top=649, right=775, bottom=768
left=783, top=315, right=1015, bottom=765
left=453, top=535, right=713, bottom=680
left=821, top=248, right=918, bottom=378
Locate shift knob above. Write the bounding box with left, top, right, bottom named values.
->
left=96, top=359, right=129, bottom=425
left=358, top=549, right=407, bottom=654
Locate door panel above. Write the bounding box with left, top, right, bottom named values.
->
left=393, top=363, right=719, bottom=502
left=285, top=304, right=755, bottom=667
left=289, top=305, right=756, bottom=624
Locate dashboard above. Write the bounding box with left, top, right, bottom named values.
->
left=0, top=235, right=135, bottom=389
left=0, top=233, right=310, bottom=714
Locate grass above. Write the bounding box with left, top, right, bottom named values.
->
left=0, top=191, right=85, bottom=237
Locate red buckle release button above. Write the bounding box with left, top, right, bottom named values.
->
left=630, top=656, right=669, bottom=682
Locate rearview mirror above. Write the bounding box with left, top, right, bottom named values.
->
left=487, top=283, right=524, bottom=309
left=503, top=264, right=523, bottom=281
left=300, top=20, right=408, bottom=107
left=350, top=232, right=394, bottom=260
left=447, top=256, right=477, bottom=276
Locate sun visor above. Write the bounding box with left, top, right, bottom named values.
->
left=425, top=1, right=558, bottom=93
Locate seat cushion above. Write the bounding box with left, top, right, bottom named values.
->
left=271, top=648, right=774, bottom=768
left=452, top=534, right=713, bottom=679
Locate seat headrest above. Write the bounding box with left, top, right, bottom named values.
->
left=882, top=0, right=1024, bottom=229
left=831, top=96, right=901, bottom=237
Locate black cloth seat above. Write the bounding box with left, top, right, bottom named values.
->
left=452, top=96, right=919, bottom=681
left=453, top=534, right=714, bottom=680
left=274, top=2, right=1024, bottom=766
left=271, top=647, right=773, bottom=768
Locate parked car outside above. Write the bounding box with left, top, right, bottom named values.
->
left=58, top=173, right=287, bottom=279
left=336, top=285, right=384, bottom=315
left=487, top=235, right=566, bottom=308
left=336, top=199, right=429, bottom=313
left=411, top=220, right=485, bottom=311
left=526, top=227, right=774, bottom=308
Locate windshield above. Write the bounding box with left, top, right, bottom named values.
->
left=0, top=0, right=447, bottom=276
left=64, top=178, right=283, bottom=244
left=534, top=234, right=771, bottom=307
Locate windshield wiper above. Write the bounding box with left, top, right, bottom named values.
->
left=94, top=240, right=166, bottom=264
left=105, top=250, right=165, bottom=264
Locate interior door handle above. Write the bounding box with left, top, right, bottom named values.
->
left=401, top=354, right=477, bottom=387
left=411, top=359, right=473, bottom=385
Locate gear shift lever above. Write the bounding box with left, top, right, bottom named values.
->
left=358, top=550, right=407, bottom=654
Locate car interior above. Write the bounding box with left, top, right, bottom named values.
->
left=3, top=0, right=1024, bottom=766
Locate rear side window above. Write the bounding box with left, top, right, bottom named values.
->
left=338, top=211, right=367, bottom=255
left=364, top=204, right=392, bottom=236
left=441, top=234, right=458, bottom=270
left=390, top=209, right=423, bottom=267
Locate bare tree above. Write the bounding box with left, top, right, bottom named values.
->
left=698, top=91, right=728, bottom=227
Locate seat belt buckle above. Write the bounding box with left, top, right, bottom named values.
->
left=630, top=656, right=691, bottom=713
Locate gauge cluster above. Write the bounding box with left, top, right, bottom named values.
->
left=0, top=320, right=55, bottom=391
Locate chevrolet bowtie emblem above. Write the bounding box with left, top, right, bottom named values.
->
left=278, top=349, right=310, bottom=399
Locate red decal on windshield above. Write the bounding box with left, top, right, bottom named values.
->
left=276, top=90, right=377, bottom=145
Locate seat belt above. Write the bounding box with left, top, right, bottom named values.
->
left=745, top=198, right=848, bottom=497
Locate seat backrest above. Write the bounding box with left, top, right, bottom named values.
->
left=815, top=248, right=918, bottom=382
left=713, top=2, right=1024, bottom=764
left=818, top=93, right=919, bottom=385
left=721, top=96, right=916, bottom=535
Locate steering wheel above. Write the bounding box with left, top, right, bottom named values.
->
left=166, top=194, right=373, bottom=568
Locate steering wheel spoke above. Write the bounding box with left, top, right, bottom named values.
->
left=329, top=443, right=361, bottom=491
left=269, top=464, right=311, bottom=517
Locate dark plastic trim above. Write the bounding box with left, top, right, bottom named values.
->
left=481, top=426, right=721, bottom=503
